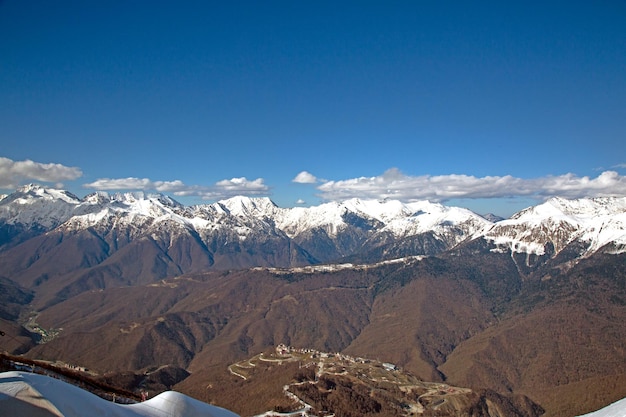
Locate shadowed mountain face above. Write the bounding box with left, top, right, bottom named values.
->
left=1, top=187, right=626, bottom=416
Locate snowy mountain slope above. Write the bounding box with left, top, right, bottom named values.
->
left=372, top=201, right=492, bottom=245
left=1, top=185, right=625, bottom=283
left=0, top=187, right=493, bottom=264
left=62, top=192, right=209, bottom=240
left=0, top=371, right=239, bottom=417
left=482, top=197, right=626, bottom=257
left=271, top=198, right=489, bottom=240
left=269, top=198, right=494, bottom=262
left=216, top=195, right=280, bottom=218
left=0, top=184, right=81, bottom=229
left=577, top=397, right=626, bottom=417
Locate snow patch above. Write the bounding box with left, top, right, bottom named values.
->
left=576, top=396, right=626, bottom=417
left=0, top=371, right=239, bottom=417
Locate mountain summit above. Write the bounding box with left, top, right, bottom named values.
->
left=1, top=185, right=625, bottom=269
left=1, top=185, right=625, bottom=416
left=1, top=185, right=624, bottom=308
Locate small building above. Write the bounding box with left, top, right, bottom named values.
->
left=383, top=362, right=397, bottom=371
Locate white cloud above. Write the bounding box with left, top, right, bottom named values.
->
left=292, top=171, right=318, bottom=184
left=83, top=176, right=270, bottom=200
left=530, top=171, right=626, bottom=199
left=215, top=177, right=267, bottom=191
left=0, top=157, right=83, bottom=188
left=316, top=168, right=626, bottom=202
left=82, top=178, right=187, bottom=192
left=295, top=198, right=306, bottom=205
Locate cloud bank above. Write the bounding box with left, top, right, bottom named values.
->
left=83, top=176, right=269, bottom=200
left=314, top=168, right=626, bottom=202
left=3, top=156, right=625, bottom=204
left=0, top=157, right=83, bottom=188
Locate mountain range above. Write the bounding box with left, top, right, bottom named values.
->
left=0, top=184, right=625, bottom=416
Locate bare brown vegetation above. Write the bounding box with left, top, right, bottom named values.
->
left=1, top=243, right=624, bottom=416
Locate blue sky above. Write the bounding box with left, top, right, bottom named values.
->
left=1, top=1, right=625, bottom=217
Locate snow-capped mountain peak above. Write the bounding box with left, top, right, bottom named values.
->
left=63, top=191, right=198, bottom=232
left=481, top=213, right=505, bottom=223
left=381, top=201, right=492, bottom=241
left=217, top=196, right=278, bottom=217
left=1, top=184, right=625, bottom=268
left=82, top=191, right=112, bottom=205
left=14, top=183, right=81, bottom=204
left=512, top=196, right=626, bottom=222
left=484, top=197, right=626, bottom=256
left=0, top=184, right=82, bottom=228
left=341, top=197, right=410, bottom=222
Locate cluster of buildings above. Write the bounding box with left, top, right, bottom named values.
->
left=274, top=344, right=397, bottom=371
left=64, top=363, right=88, bottom=372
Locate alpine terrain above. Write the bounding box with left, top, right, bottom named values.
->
left=0, top=184, right=625, bottom=416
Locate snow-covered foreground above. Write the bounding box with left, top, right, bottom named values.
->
left=0, top=371, right=239, bottom=417
left=577, top=397, right=626, bottom=417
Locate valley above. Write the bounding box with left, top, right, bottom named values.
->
left=1, top=186, right=625, bottom=416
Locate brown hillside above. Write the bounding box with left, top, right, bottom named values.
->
left=439, top=253, right=626, bottom=416
left=10, top=252, right=626, bottom=416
